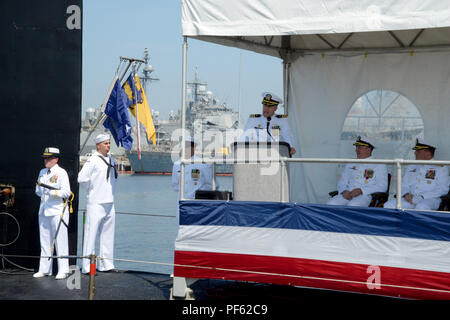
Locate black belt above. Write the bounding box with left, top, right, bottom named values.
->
left=97, top=155, right=118, bottom=181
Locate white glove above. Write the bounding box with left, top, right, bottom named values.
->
left=412, top=195, right=424, bottom=205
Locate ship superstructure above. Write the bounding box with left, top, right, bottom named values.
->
left=127, top=68, right=239, bottom=174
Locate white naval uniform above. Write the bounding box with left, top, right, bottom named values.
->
left=35, top=164, right=71, bottom=275
left=78, top=151, right=117, bottom=273
left=171, top=155, right=216, bottom=200
left=241, top=114, right=294, bottom=147
left=327, top=158, right=388, bottom=207
left=384, top=164, right=449, bottom=210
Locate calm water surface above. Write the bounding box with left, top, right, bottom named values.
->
left=77, top=174, right=232, bottom=275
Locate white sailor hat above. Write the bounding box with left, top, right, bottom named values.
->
left=261, top=92, right=283, bottom=106
left=42, top=147, right=60, bottom=158
left=94, top=134, right=110, bottom=144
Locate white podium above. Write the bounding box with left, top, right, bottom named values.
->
left=232, top=142, right=290, bottom=202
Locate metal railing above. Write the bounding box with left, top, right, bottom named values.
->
left=179, top=155, right=450, bottom=210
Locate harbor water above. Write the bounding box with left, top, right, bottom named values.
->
left=76, top=174, right=233, bottom=275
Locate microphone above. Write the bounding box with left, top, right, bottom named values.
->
left=266, top=116, right=273, bottom=141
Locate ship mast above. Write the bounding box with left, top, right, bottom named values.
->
left=140, top=48, right=159, bottom=94
left=139, top=48, right=160, bottom=145
left=187, top=67, right=208, bottom=105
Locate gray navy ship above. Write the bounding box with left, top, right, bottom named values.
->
left=127, top=69, right=239, bottom=174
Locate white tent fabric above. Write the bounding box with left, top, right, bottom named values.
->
left=182, top=0, right=450, bottom=57
left=181, top=0, right=450, bottom=203
left=288, top=51, right=450, bottom=203
left=182, top=0, right=450, bottom=36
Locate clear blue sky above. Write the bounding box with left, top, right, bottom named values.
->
left=82, top=0, right=283, bottom=125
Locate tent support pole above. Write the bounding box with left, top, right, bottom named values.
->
left=172, top=37, right=198, bottom=300
left=180, top=36, right=188, bottom=201
left=283, top=60, right=290, bottom=116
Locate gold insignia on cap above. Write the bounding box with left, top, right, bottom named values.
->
left=42, top=147, right=60, bottom=158
left=353, top=136, right=368, bottom=146
left=262, top=93, right=279, bottom=106
left=412, top=138, right=435, bottom=151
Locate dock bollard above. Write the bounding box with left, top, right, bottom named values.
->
left=88, top=254, right=96, bottom=300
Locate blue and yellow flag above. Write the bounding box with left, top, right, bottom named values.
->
left=123, top=74, right=156, bottom=145
left=103, top=77, right=133, bottom=150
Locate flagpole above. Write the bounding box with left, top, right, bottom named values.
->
left=80, top=75, right=118, bottom=155
left=80, top=57, right=134, bottom=156
left=119, top=56, right=143, bottom=85
left=131, top=62, right=142, bottom=161
left=119, top=61, right=132, bottom=84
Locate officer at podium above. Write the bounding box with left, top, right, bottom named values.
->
left=242, top=92, right=296, bottom=156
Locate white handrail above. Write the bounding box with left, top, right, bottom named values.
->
left=180, top=157, right=450, bottom=166
left=180, top=156, right=450, bottom=210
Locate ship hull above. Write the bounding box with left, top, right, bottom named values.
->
left=0, top=0, right=82, bottom=269
left=127, top=151, right=232, bottom=174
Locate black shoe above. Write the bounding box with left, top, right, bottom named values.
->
left=98, top=269, right=118, bottom=273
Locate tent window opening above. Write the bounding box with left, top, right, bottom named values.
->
left=340, top=89, right=424, bottom=161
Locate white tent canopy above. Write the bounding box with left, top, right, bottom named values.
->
left=182, top=0, right=450, bottom=56
left=181, top=0, right=450, bottom=203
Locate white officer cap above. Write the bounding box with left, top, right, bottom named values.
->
left=261, top=92, right=283, bottom=106
left=42, top=147, right=60, bottom=158
left=353, top=135, right=375, bottom=149
left=94, top=134, right=110, bottom=144
left=412, top=138, right=436, bottom=152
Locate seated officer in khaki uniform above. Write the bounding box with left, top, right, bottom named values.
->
left=384, top=139, right=449, bottom=210
left=241, top=92, right=296, bottom=156
left=327, top=136, right=388, bottom=207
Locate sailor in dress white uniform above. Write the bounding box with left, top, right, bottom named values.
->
left=384, top=139, right=449, bottom=210
left=78, top=134, right=118, bottom=273
left=241, top=92, right=296, bottom=156
left=327, top=136, right=388, bottom=207
left=33, top=147, right=71, bottom=279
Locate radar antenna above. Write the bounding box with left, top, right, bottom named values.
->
left=140, top=48, right=160, bottom=94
